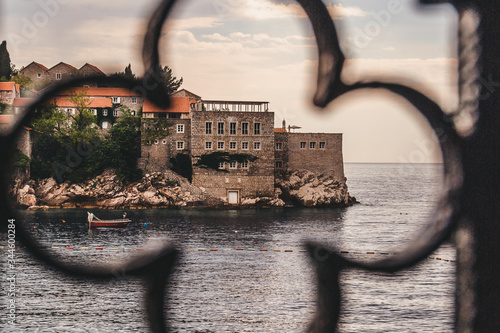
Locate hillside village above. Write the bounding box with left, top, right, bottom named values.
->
left=1, top=61, right=355, bottom=209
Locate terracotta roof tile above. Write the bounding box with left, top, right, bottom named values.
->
left=274, top=128, right=287, bottom=133
left=31, top=62, right=49, bottom=71
left=49, top=62, right=77, bottom=71
left=83, top=63, right=105, bottom=75
left=143, top=97, right=191, bottom=113
left=12, top=98, right=33, bottom=107
left=0, top=82, right=16, bottom=91
left=59, top=87, right=141, bottom=97
left=48, top=97, right=112, bottom=108
left=0, top=114, right=14, bottom=124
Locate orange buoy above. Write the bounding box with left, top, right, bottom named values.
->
left=95, top=247, right=103, bottom=250
left=66, top=247, right=74, bottom=250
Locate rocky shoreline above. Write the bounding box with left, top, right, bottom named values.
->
left=11, top=169, right=356, bottom=210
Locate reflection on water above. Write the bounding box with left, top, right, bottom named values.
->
left=6, top=164, right=454, bottom=332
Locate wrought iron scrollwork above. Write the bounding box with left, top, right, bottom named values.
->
left=2, top=0, right=496, bottom=331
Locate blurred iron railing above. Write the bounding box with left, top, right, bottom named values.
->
left=1, top=0, right=498, bottom=332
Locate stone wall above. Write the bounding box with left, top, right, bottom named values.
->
left=47, top=63, right=77, bottom=82
left=0, top=90, right=15, bottom=105
left=274, top=132, right=289, bottom=178
left=140, top=118, right=191, bottom=172
left=118, top=96, right=145, bottom=113
left=20, top=64, right=50, bottom=85
left=190, top=110, right=275, bottom=201
left=287, top=133, right=345, bottom=181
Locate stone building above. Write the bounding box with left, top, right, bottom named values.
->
left=139, top=97, right=192, bottom=172
left=190, top=106, right=275, bottom=203
left=18, top=62, right=50, bottom=83
left=57, top=87, right=144, bottom=114
left=0, top=82, right=20, bottom=106
left=19, top=62, right=105, bottom=88
left=137, top=89, right=346, bottom=203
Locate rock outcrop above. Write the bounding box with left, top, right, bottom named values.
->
left=14, top=170, right=223, bottom=209
left=11, top=169, right=355, bottom=209
left=276, top=170, right=356, bottom=207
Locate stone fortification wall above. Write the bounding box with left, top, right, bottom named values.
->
left=190, top=110, right=275, bottom=201
left=140, top=118, right=191, bottom=172
left=274, top=132, right=289, bottom=178
left=287, top=133, right=345, bottom=181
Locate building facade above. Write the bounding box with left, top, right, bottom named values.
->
left=19, top=62, right=106, bottom=88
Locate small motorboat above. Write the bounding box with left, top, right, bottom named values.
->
left=87, top=212, right=131, bottom=229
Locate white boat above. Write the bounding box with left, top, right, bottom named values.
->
left=87, top=212, right=131, bottom=229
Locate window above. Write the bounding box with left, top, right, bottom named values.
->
left=218, top=142, right=224, bottom=150
left=230, top=142, right=236, bottom=150
left=103, top=109, right=108, bottom=116
left=319, top=142, right=326, bottom=149
left=205, top=142, right=212, bottom=150
left=131, top=111, right=136, bottom=116
left=218, top=122, right=224, bottom=135
left=92, top=109, right=97, bottom=116
left=177, top=141, right=184, bottom=150
left=310, top=142, right=316, bottom=149
left=177, top=124, right=184, bottom=133
left=132, top=97, right=137, bottom=104
left=229, top=161, right=237, bottom=169
left=218, top=162, right=225, bottom=169
left=102, top=121, right=110, bottom=129
left=112, top=97, right=120, bottom=104
left=37, top=73, right=41, bottom=78
left=276, top=161, right=283, bottom=169
left=254, top=123, right=261, bottom=135
left=276, top=143, right=282, bottom=150
left=254, top=142, right=261, bottom=150
left=206, top=122, right=212, bottom=134
left=242, top=122, right=248, bottom=135
left=300, top=142, right=306, bottom=149
left=56, top=73, right=61, bottom=80
left=230, top=122, right=236, bottom=135
left=113, top=110, right=118, bottom=117
left=67, top=108, right=75, bottom=115
left=242, top=142, right=249, bottom=150
left=241, top=161, right=248, bottom=169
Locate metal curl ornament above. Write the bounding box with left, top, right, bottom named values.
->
left=2, top=0, right=490, bottom=332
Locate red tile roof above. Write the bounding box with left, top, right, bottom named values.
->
left=12, top=98, right=33, bottom=107
left=274, top=128, right=287, bottom=133
left=0, top=82, right=16, bottom=91
left=48, top=97, right=112, bottom=108
left=50, top=62, right=77, bottom=71
left=79, top=63, right=105, bottom=75
left=0, top=114, right=13, bottom=124
left=30, top=62, right=49, bottom=71
left=59, top=87, right=142, bottom=97
left=143, top=97, right=192, bottom=113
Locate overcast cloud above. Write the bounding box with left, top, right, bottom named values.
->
left=0, top=0, right=458, bottom=163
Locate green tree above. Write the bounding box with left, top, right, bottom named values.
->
left=162, top=65, right=183, bottom=94
left=67, top=89, right=98, bottom=144
left=0, top=41, right=12, bottom=81
left=112, top=63, right=136, bottom=81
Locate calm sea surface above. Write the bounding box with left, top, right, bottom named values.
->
left=2, top=163, right=455, bottom=332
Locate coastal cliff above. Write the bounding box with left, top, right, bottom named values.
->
left=276, top=170, right=356, bottom=208
left=12, top=169, right=355, bottom=210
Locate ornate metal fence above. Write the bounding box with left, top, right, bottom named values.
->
left=1, top=0, right=497, bottom=331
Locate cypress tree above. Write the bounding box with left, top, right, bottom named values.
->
left=0, top=41, right=12, bottom=80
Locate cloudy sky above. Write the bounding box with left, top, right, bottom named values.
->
left=1, top=0, right=459, bottom=163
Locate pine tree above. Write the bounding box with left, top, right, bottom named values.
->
left=162, top=65, right=183, bottom=94
left=0, top=41, right=12, bottom=81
